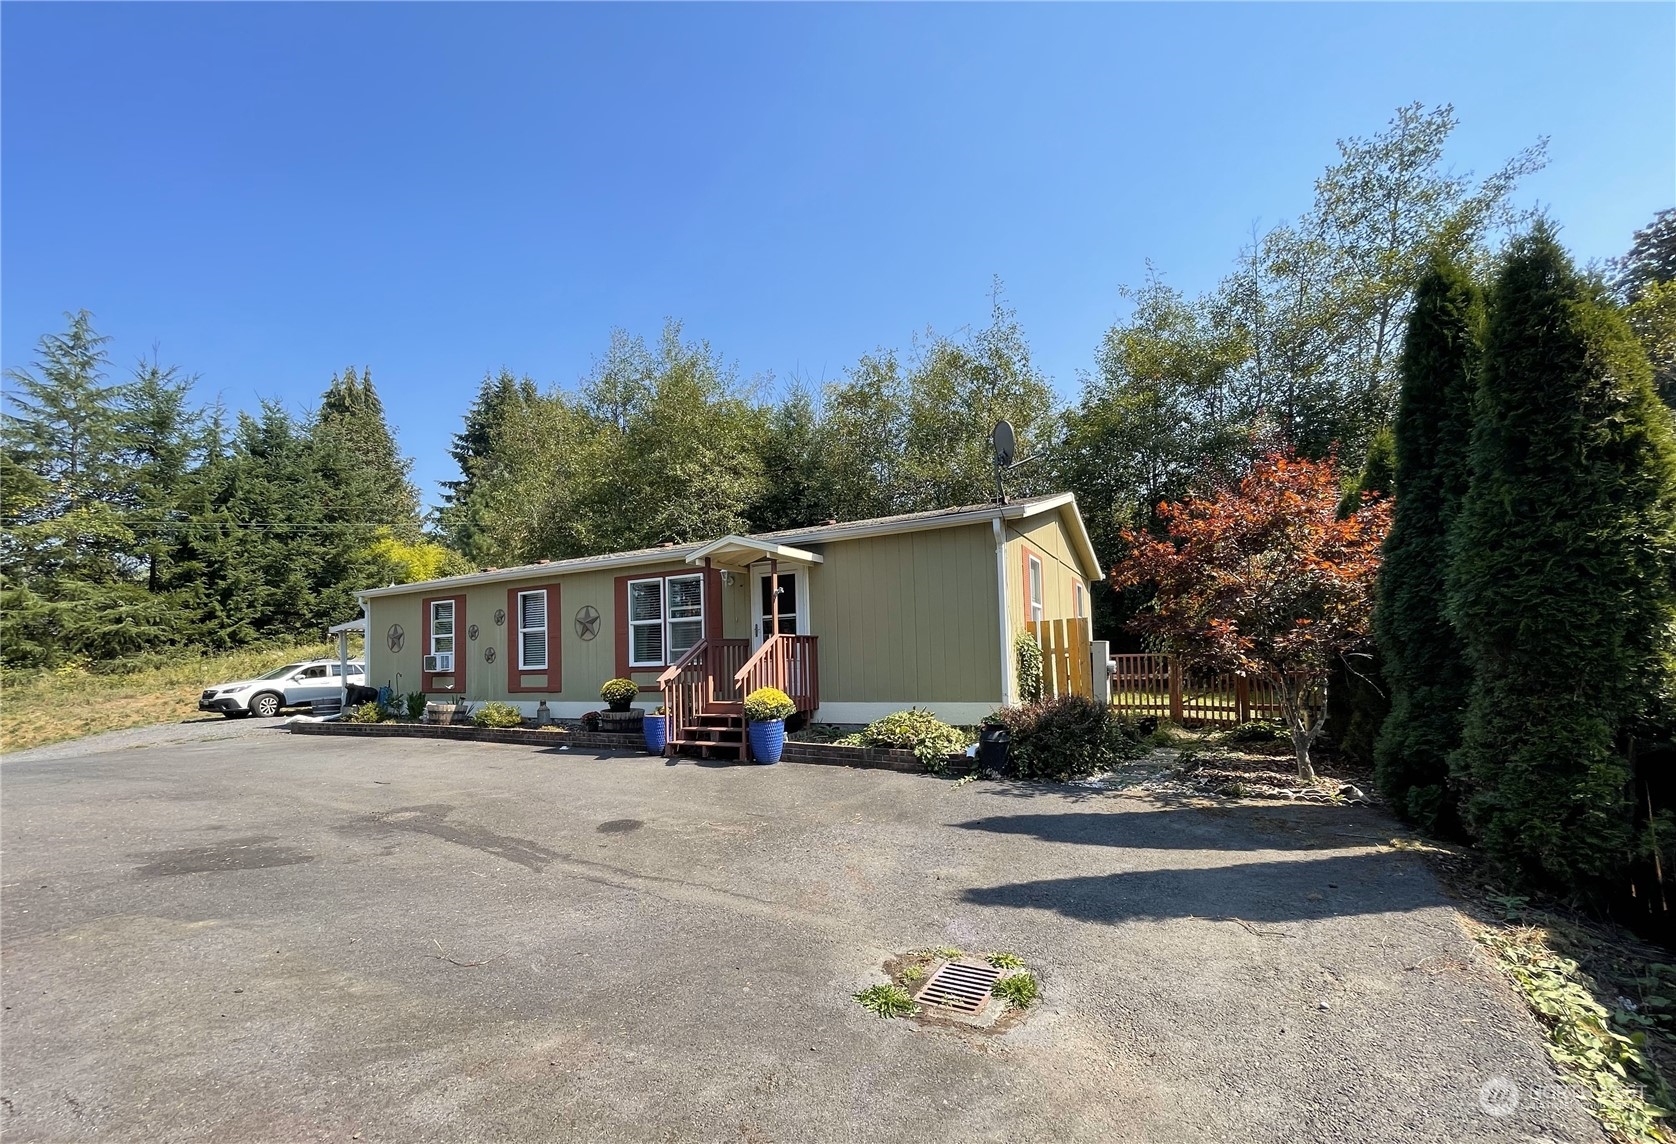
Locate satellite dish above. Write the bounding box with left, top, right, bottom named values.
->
left=992, top=420, right=1017, bottom=468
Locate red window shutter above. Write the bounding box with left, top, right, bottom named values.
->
left=614, top=574, right=631, bottom=678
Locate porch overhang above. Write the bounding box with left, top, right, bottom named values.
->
left=684, top=535, right=825, bottom=574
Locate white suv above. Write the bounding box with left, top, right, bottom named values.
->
left=198, top=659, right=367, bottom=718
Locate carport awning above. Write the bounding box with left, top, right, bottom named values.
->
left=327, top=618, right=366, bottom=636
left=684, top=535, right=824, bottom=574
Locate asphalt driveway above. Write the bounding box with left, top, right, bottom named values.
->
left=1, top=730, right=1599, bottom=1142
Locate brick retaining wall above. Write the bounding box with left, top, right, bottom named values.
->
left=287, top=719, right=936, bottom=773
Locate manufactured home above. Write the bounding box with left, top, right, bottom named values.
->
left=357, top=492, right=1100, bottom=743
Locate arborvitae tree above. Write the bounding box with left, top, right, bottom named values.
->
left=1372, top=257, right=1483, bottom=833
left=1324, top=426, right=1397, bottom=771
left=1447, top=227, right=1676, bottom=892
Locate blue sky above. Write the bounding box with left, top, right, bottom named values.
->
left=3, top=3, right=1671, bottom=509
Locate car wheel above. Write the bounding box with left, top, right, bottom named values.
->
left=250, top=692, right=283, bottom=718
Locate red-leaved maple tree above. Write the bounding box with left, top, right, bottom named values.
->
left=1111, top=451, right=1392, bottom=780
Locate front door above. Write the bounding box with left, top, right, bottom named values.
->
left=753, top=569, right=800, bottom=648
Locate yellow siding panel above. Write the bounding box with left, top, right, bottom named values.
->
left=364, top=522, right=1005, bottom=708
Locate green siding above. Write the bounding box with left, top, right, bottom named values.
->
left=364, top=522, right=1004, bottom=708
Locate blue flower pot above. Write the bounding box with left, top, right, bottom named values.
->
left=643, top=714, right=668, bottom=755
left=747, top=719, right=785, bottom=764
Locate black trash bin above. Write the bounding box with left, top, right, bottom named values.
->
left=978, top=725, right=1010, bottom=772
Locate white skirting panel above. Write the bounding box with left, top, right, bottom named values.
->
left=812, top=702, right=1000, bottom=726
left=476, top=700, right=999, bottom=724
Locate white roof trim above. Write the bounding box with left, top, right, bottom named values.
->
left=357, top=492, right=1099, bottom=598
left=685, top=535, right=824, bottom=570
left=327, top=619, right=367, bottom=635
left=357, top=545, right=703, bottom=598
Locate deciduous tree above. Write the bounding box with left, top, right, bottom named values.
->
left=1112, top=452, right=1391, bottom=779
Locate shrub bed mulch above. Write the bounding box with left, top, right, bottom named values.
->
left=1083, top=736, right=1376, bottom=806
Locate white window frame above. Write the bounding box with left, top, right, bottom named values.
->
left=665, top=573, right=705, bottom=662
left=517, top=588, right=549, bottom=671
left=626, top=573, right=706, bottom=668
left=1074, top=582, right=1086, bottom=620
left=430, top=599, right=455, bottom=656
left=627, top=577, right=665, bottom=668
left=1028, top=555, right=1045, bottom=625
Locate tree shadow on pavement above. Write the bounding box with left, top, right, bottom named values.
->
left=961, top=850, right=1439, bottom=925
left=954, top=804, right=1397, bottom=852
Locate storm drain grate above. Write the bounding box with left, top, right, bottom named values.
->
left=914, top=959, right=1002, bottom=1014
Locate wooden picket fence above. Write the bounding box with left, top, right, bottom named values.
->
left=1023, top=624, right=1287, bottom=727
left=1026, top=619, right=1093, bottom=700
left=1109, top=652, right=1286, bottom=727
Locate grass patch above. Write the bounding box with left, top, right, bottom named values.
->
left=993, top=972, right=1041, bottom=1009
left=0, top=641, right=348, bottom=754
left=986, top=951, right=1027, bottom=970
left=854, top=984, right=919, bottom=1019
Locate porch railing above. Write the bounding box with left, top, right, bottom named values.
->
left=656, top=638, right=751, bottom=742
left=733, top=634, right=819, bottom=717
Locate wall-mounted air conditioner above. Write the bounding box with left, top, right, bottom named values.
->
left=423, top=653, right=453, bottom=673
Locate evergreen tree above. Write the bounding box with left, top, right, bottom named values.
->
left=318, top=366, right=420, bottom=530
left=1324, top=426, right=1397, bottom=772
left=0, top=312, right=171, bottom=664
left=1447, top=227, right=1676, bottom=891
left=746, top=384, right=832, bottom=531
left=436, top=369, right=541, bottom=559
left=161, top=408, right=264, bottom=649
left=1372, top=258, right=1483, bottom=833
left=119, top=353, right=199, bottom=592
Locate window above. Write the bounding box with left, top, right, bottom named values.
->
left=628, top=579, right=664, bottom=667
left=627, top=573, right=705, bottom=667
left=759, top=571, right=798, bottom=636
left=1028, top=555, right=1044, bottom=624
left=667, top=574, right=704, bottom=659
left=300, top=665, right=328, bottom=680
left=430, top=600, right=455, bottom=656
left=518, top=589, right=549, bottom=670
left=1074, top=582, right=1086, bottom=620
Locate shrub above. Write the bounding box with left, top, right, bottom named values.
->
left=404, top=691, right=427, bottom=721
left=345, top=702, right=385, bottom=724
left=744, top=686, right=795, bottom=722
left=852, top=708, right=968, bottom=773
left=1224, top=719, right=1288, bottom=745
left=995, top=694, right=1145, bottom=781
left=1014, top=633, right=1043, bottom=704
left=471, top=701, right=524, bottom=728
left=600, top=678, right=639, bottom=706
